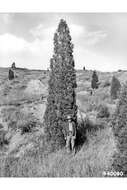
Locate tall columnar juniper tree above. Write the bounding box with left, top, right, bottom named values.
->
left=110, top=76, right=121, bottom=99
left=112, top=83, right=127, bottom=176
left=44, top=19, right=77, bottom=151
left=91, top=70, right=99, bottom=89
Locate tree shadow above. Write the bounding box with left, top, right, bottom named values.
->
left=75, top=117, right=103, bottom=153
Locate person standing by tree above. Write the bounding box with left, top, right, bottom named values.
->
left=64, top=115, right=76, bottom=154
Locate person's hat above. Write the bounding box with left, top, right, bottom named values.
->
left=67, top=115, right=71, bottom=120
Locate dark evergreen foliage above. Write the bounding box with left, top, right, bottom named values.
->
left=91, top=70, right=99, bottom=89
left=8, top=69, right=14, bottom=80
left=110, top=76, right=121, bottom=99
left=11, top=62, right=16, bottom=69
left=44, top=19, right=77, bottom=151
left=83, top=66, right=85, bottom=71
left=112, top=83, right=127, bottom=176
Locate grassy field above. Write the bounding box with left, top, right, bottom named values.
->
left=0, top=67, right=126, bottom=177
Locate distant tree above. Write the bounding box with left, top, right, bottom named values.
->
left=110, top=76, right=121, bottom=99
left=11, top=62, right=16, bottom=69
left=44, top=19, right=77, bottom=151
left=118, top=69, right=122, bottom=72
left=112, top=83, right=127, bottom=176
left=83, top=66, right=85, bottom=71
left=8, top=68, right=14, bottom=80
left=91, top=70, right=99, bottom=89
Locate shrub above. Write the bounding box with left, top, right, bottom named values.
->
left=17, top=120, right=33, bottom=135
left=76, top=115, right=107, bottom=148
left=44, top=19, right=77, bottom=151
left=111, top=82, right=127, bottom=176
left=110, top=76, right=121, bottom=99
left=97, top=104, right=110, bottom=118
left=76, top=118, right=87, bottom=147
left=103, top=80, right=111, bottom=87
left=0, top=130, right=8, bottom=146
left=91, top=70, right=99, bottom=89
left=8, top=69, right=14, bottom=80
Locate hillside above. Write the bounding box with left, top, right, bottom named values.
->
left=0, top=67, right=126, bottom=177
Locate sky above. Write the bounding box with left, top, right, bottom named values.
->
left=0, top=13, right=127, bottom=71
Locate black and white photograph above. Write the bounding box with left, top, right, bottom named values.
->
left=0, top=11, right=127, bottom=178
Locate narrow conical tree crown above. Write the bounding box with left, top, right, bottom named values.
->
left=110, top=76, right=121, bottom=99
left=91, top=70, right=99, bottom=89
left=44, top=19, right=77, bottom=151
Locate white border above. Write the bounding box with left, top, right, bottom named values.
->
left=1, top=178, right=127, bottom=190
left=0, top=0, right=127, bottom=189
left=0, top=0, right=127, bottom=12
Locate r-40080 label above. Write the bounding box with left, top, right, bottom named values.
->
left=103, top=171, right=123, bottom=177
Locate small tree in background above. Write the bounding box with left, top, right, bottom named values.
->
left=11, top=62, right=16, bottom=69
left=112, top=83, right=127, bottom=176
left=110, top=76, right=121, bottom=99
left=8, top=68, right=14, bottom=80
left=83, top=66, right=85, bottom=71
left=91, top=70, right=99, bottom=89
left=44, top=19, right=77, bottom=151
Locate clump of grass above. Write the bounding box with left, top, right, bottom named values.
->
left=1, top=106, right=42, bottom=136
left=102, top=80, right=111, bottom=88
left=17, top=120, right=35, bottom=135
left=77, top=87, right=111, bottom=114
left=76, top=116, right=101, bottom=147
left=97, top=104, right=110, bottom=118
